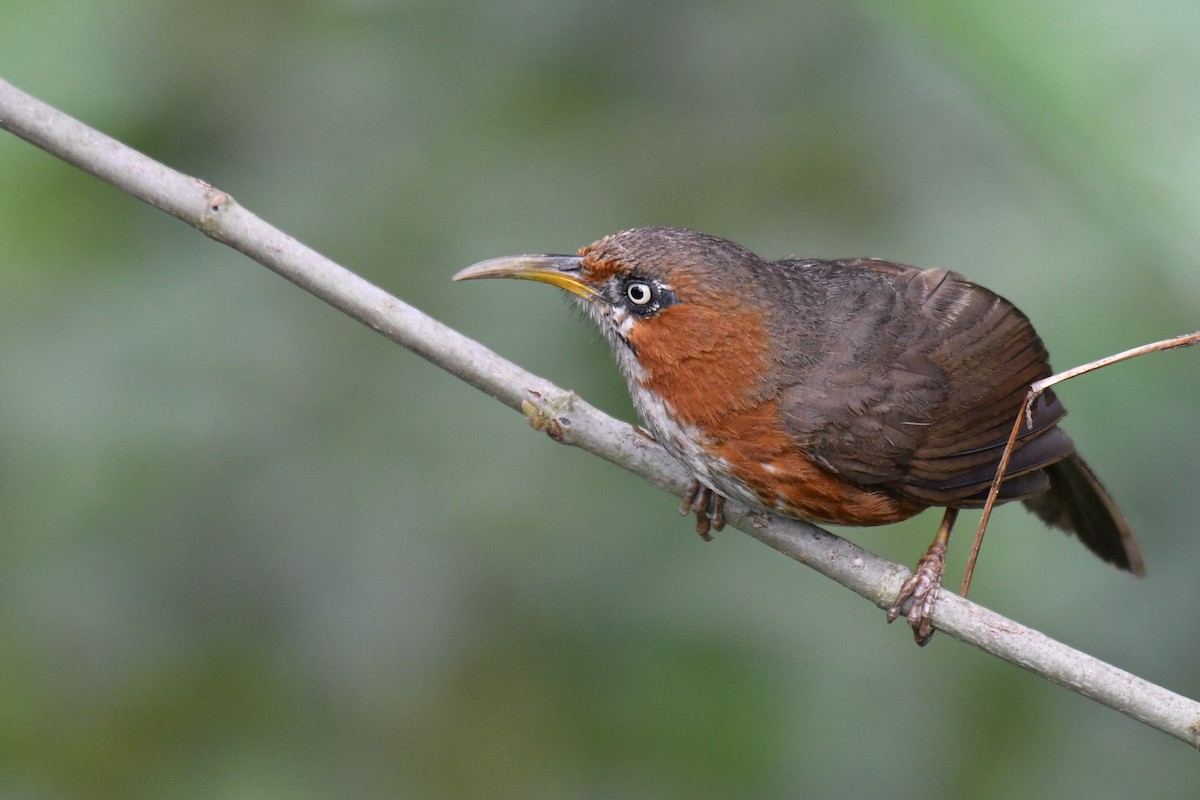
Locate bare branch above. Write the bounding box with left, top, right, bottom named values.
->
left=3, top=78, right=1197, bottom=748
left=961, top=331, right=1200, bottom=596
left=1031, top=332, right=1200, bottom=398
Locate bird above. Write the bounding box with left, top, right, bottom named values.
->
left=453, top=227, right=1145, bottom=644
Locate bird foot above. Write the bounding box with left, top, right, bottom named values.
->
left=886, top=537, right=947, bottom=647
left=678, top=480, right=726, bottom=541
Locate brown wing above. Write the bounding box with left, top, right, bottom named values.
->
left=774, top=258, right=1069, bottom=506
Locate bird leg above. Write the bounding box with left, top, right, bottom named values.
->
left=887, top=507, right=958, bottom=646
left=678, top=480, right=726, bottom=541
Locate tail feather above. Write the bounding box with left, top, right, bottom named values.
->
left=1022, top=454, right=1145, bottom=575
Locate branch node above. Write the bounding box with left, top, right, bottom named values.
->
left=521, top=391, right=578, bottom=444
left=198, top=189, right=233, bottom=235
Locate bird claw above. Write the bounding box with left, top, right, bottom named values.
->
left=886, top=539, right=947, bottom=647
left=679, top=480, right=726, bottom=541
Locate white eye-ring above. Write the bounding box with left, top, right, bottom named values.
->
left=625, top=281, right=653, bottom=306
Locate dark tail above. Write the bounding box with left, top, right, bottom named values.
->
left=1022, top=453, right=1146, bottom=575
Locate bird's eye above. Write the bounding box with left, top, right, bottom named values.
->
left=625, top=281, right=653, bottom=306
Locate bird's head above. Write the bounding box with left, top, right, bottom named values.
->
left=453, top=227, right=774, bottom=419
left=453, top=227, right=762, bottom=351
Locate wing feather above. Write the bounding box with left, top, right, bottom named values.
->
left=772, top=258, right=1070, bottom=506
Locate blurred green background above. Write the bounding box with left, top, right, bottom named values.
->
left=2, top=1, right=1199, bottom=797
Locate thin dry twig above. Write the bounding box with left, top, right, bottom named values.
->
left=2, top=78, right=1198, bottom=749
left=960, top=331, right=1200, bottom=597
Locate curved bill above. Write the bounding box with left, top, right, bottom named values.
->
left=452, top=254, right=599, bottom=300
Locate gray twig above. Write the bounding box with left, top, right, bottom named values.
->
left=3, top=77, right=1197, bottom=748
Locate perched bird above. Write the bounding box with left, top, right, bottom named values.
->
left=454, top=227, right=1144, bottom=644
